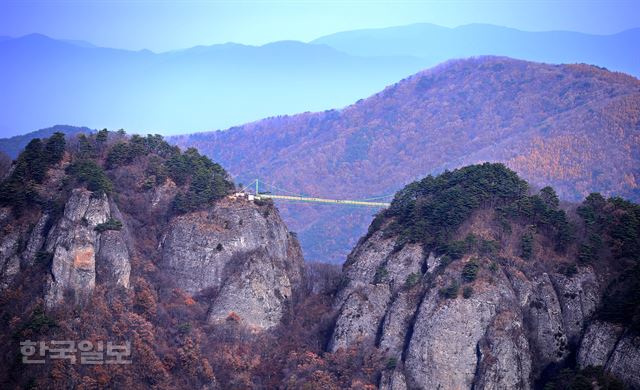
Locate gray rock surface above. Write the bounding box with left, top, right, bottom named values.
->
left=550, top=268, right=600, bottom=342
left=160, top=198, right=305, bottom=329
left=96, top=230, right=131, bottom=288
left=606, top=334, right=640, bottom=388
left=379, top=369, right=408, bottom=390
left=329, top=284, right=391, bottom=352
left=522, top=272, right=570, bottom=366
left=474, top=310, right=532, bottom=390
left=329, top=233, right=425, bottom=353
left=0, top=208, right=21, bottom=289
left=404, top=274, right=525, bottom=390
left=578, top=320, right=640, bottom=389
left=0, top=229, right=21, bottom=290
left=44, top=189, right=130, bottom=308
left=0, top=207, right=48, bottom=289
left=577, top=320, right=623, bottom=368
left=21, top=212, right=50, bottom=267
left=378, top=291, right=419, bottom=358
left=329, top=226, right=616, bottom=389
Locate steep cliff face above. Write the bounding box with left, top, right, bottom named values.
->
left=0, top=207, right=25, bottom=289
left=578, top=321, right=640, bottom=387
left=0, top=131, right=317, bottom=389
left=332, top=227, right=623, bottom=389
left=44, top=188, right=131, bottom=308
left=329, top=164, right=640, bottom=389
left=3, top=134, right=638, bottom=389
left=160, top=197, right=305, bottom=329
left=35, top=176, right=304, bottom=329
left=0, top=132, right=306, bottom=328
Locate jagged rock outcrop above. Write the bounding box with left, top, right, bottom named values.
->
left=0, top=208, right=50, bottom=289
left=44, top=189, right=131, bottom=308
left=511, top=270, right=571, bottom=367
left=329, top=230, right=424, bottom=352
left=550, top=270, right=600, bottom=343
left=100, top=198, right=131, bottom=288
left=577, top=320, right=624, bottom=368
left=21, top=212, right=50, bottom=267
left=578, top=321, right=640, bottom=388
left=160, top=197, right=305, bottom=329
left=474, top=310, right=532, bottom=390
left=0, top=221, right=23, bottom=290
left=399, top=258, right=535, bottom=390
left=327, top=163, right=640, bottom=389
left=329, top=228, right=614, bottom=389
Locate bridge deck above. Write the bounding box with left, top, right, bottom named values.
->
left=257, top=194, right=390, bottom=207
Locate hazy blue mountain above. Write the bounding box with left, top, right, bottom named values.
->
left=0, top=125, right=93, bottom=158
left=312, top=23, right=640, bottom=76
left=0, top=34, right=424, bottom=137
left=3, top=25, right=637, bottom=138
left=59, top=39, right=98, bottom=48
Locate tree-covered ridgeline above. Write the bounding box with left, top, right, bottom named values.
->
left=0, top=130, right=235, bottom=216
left=0, top=132, right=66, bottom=211
left=372, top=163, right=571, bottom=255
left=367, top=162, right=640, bottom=332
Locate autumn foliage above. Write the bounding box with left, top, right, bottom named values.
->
left=0, top=131, right=385, bottom=389
left=171, top=57, right=640, bottom=263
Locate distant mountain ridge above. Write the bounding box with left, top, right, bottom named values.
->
left=0, top=33, right=424, bottom=137
left=172, top=57, right=640, bottom=263
left=312, top=23, right=640, bottom=76
left=0, top=125, right=93, bottom=158
left=2, top=23, right=639, bottom=137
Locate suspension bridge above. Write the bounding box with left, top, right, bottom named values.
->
left=234, top=179, right=393, bottom=208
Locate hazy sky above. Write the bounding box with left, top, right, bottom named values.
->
left=1, top=0, right=639, bottom=52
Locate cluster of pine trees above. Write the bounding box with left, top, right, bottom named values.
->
left=0, top=132, right=66, bottom=212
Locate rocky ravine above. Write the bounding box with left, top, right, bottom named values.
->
left=330, top=226, right=640, bottom=390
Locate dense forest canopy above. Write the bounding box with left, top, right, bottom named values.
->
left=0, top=130, right=235, bottom=217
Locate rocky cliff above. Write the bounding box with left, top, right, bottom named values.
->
left=0, top=207, right=27, bottom=290
left=160, top=197, right=305, bottom=328
left=329, top=163, right=640, bottom=389
left=0, top=133, right=305, bottom=329
left=578, top=321, right=640, bottom=387
left=44, top=188, right=131, bottom=308
left=0, top=132, right=311, bottom=388
left=1, top=133, right=639, bottom=389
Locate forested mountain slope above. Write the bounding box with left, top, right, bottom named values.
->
left=172, top=57, right=640, bottom=263
left=1, top=133, right=639, bottom=388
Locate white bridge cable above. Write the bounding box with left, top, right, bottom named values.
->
left=357, top=194, right=395, bottom=201
left=259, top=180, right=309, bottom=198
left=238, top=179, right=257, bottom=194
left=259, top=179, right=394, bottom=202
left=233, top=178, right=391, bottom=207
